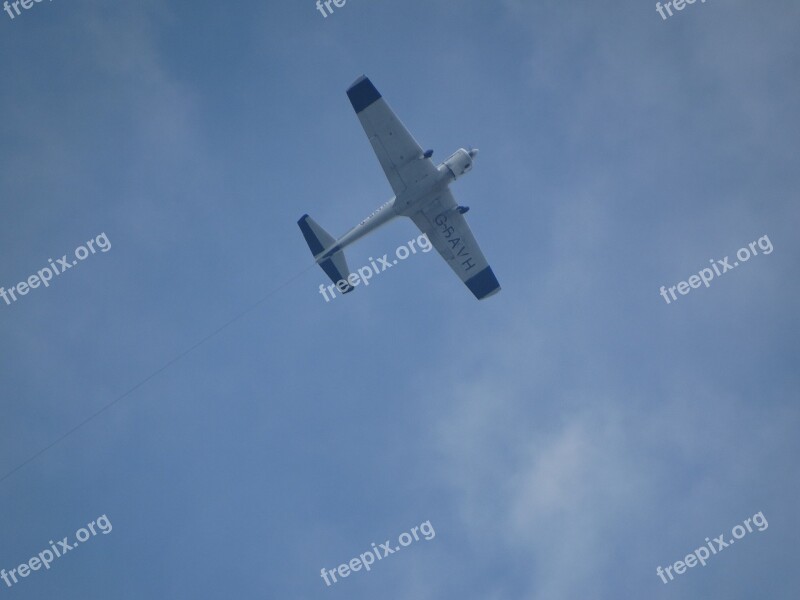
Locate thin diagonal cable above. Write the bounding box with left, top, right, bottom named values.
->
left=0, top=262, right=318, bottom=485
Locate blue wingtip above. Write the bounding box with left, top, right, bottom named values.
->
left=346, top=75, right=381, bottom=114
left=465, top=267, right=501, bottom=300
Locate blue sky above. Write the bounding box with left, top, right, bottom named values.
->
left=0, top=0, right=798, bottom=598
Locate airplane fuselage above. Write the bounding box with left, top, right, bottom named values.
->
left=299, top=75, right=499, bottom=300
left=320, top=148, right=476, bottom=261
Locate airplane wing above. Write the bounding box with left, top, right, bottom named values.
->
left=410, top=190, right=501, bottom=300
left=346, top=75, right=439, bottom=197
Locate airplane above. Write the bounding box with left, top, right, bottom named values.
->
left=298, top=75, right=501, bottom=300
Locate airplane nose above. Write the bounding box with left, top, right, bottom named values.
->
left=468, top=148, right=479, bottom=158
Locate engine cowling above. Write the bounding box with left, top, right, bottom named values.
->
left=442, top=148, right=475, bottom=180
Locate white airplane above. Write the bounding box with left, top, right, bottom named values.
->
left=298, top=75, right=501, bottom=300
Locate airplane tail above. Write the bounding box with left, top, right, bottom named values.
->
left=297, top=214, right=354, bottom=293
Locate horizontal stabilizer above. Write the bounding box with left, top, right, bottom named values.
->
left=297, top=214, right=354, bottom=293
left=298, top=214, right=335, bottom=258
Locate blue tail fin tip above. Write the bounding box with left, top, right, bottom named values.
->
left=320, top=258, right=353, bottom=293
left=298, top=216, right=325, bottom=256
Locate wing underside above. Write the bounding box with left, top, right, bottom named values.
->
left=410, top=191, right=501, bottom=300
left=346, top=76, right=438, bottom=196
